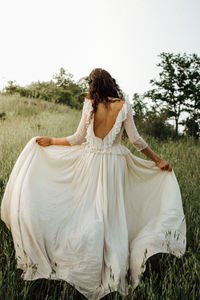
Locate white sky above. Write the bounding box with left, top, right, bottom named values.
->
left=0, top=0, right=200, bottom=102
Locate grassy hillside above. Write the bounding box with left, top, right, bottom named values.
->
left=0, top=95, right=199, bottom=299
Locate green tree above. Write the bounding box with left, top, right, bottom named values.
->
left=53, top=67, right=74, bottom=88
left=3, top=80, right=18, bottom=95
left=144, top=52, right=200, bottom=136
left=52, top=68, right=87, bottom=109
left=131, top=92, right=176, bottom=139
left=132, top=93, right=148, bottom=122
left=143, top=106, right=176, bottom=139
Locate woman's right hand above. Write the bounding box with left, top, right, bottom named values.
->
left=155, top=159, right=172, bottom=172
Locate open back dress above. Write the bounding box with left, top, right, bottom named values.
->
left=0, top=97, right=186, bottom=300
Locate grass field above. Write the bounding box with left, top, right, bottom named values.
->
left=0, top=94, right=199, bottom=300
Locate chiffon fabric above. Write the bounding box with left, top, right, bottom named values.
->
left=0, top=98, right=186, bottom=300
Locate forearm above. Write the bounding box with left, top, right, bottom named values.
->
left=141, top=146, right=162, bottom=163
left=50, top=137, right=71, bottom=146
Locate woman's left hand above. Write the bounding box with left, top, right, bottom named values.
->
left=155, top=159, right=172, bottom=172
left=36, top=136, right=52, bottom=147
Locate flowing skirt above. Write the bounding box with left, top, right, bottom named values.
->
left=0, top=137, right=186, bottom=300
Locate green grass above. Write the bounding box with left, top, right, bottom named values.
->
left=0, top=94, right=199, bottom=300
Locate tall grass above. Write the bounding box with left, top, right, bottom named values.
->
left=0, top=95, right=199, bottom=299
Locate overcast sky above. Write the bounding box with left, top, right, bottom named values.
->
left=0, top=0, right=200, bottom=102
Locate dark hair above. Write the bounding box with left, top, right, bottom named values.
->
left=86, top=68, right=125, bottom=123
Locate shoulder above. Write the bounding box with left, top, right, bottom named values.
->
left=108, top=97, right=125, bottom=102
left=84, top=97, right=130, bottom=108
left=84, top=97, right=94, bottom=104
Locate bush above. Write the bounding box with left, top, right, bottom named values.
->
left=3, top=81, right=19, bottom=95
left=181, top=114, right=199, bottom=139
left=131, top=95, right=177, bottom=140
left=0, top=112, right=6, bottom=121
left=143, top=109, right=177, bottom=140
left=1, top=68, right=87, bottom=111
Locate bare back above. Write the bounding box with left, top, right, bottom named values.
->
left=91, top=97, right=126, bottom=140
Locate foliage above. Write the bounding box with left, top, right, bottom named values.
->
left=2, top=68, right=88, bottom=110
left=132, top=93, right=176, bottom=140
left=143, top=107, right=176, bottom=140
left=132, top=93, right=148, bottom=121
left=52, top=67, right=74, bottom=88
left=144, top=52, right=200, bottom=136
left=3, top=80, right=18, bottom=95
left=181, top=113, right=200, bottom=139
left=0, top=112, right=6, bottom=121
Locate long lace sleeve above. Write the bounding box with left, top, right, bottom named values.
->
left=66, top=99, right=89, bottom=145
left=124, top=100, right=148, bottom=151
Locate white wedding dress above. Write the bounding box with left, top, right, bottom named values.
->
left=0, top=98, right=186, bottom=300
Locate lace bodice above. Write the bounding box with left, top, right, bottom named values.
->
left=66, top=98, right=148, bottom=154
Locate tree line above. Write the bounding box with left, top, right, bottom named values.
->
left=2, top=68, right=87, bottom=110
left=1, top=52, right=200, bottom=139
left=139, top=52, right=200, bottom=139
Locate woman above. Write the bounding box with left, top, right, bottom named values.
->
left=1, top=68, right=186, bottom=300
